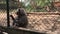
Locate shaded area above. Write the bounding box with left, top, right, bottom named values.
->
left=0, top=26, right=46, bottom=34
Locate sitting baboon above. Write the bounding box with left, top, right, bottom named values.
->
left=10, top=7, right=28, bottom=28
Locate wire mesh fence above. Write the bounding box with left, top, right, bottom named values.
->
left=0, top=9, right=7, bottom=27
left=0, top=0, right=60, bottom=34
left=9, top=10, right=60, bottom=32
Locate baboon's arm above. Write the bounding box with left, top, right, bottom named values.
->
left=10, top=15, right=15, bottom=21
left=10, top=15, right=17, bottom=25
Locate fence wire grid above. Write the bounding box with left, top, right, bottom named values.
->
left=0, top=0, right=60, bottom=34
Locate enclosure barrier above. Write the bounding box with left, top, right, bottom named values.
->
left=0, top=26, right=46, bottom=34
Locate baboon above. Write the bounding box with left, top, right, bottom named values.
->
left=10, top=7, right=28, bottom=28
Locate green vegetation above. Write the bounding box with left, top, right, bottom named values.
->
left=0, top=0, right=58, bottom=12
left=24, top=0, right=52, bottom=12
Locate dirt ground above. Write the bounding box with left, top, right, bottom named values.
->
left=0, top=12, right=60, bottom=34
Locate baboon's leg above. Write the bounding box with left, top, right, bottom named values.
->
left=16, top=16, right=28, bottom=28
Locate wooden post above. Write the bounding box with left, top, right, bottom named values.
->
left=18, top=0, right=20, bottom=8
left=6, top=0, right=10, bottom=27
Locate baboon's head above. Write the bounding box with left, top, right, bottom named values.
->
left=16, top=8, right=26, bottom=17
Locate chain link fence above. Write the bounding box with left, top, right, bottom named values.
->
left=0, top=8, right=7, bottom=27
left=0, top=0, right=60, bottom=34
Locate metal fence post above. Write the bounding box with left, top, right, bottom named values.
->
left=6, top=0, right=10, bottom=27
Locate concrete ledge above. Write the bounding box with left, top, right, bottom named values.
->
left=0, top=26, right=46, bottom=34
